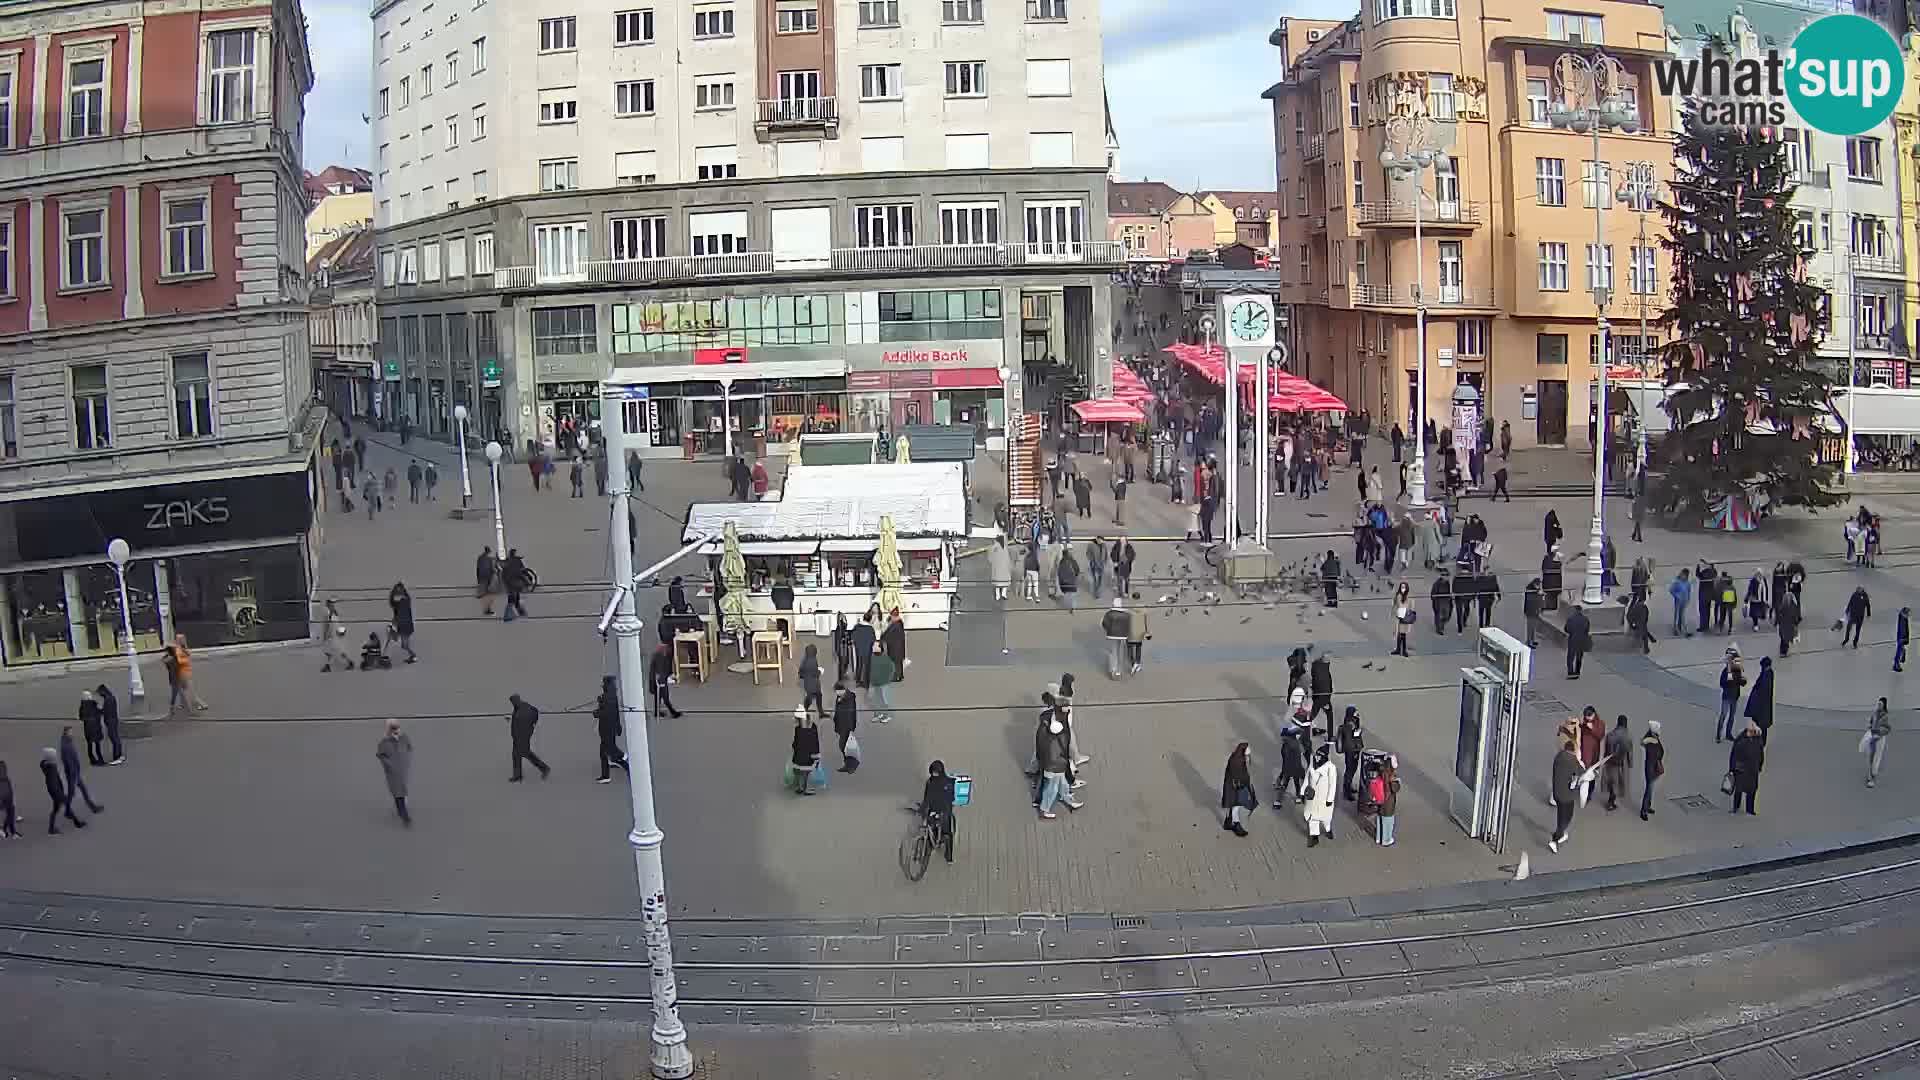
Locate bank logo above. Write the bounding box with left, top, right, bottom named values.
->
left=1651, top=14, right=1902, bottom=136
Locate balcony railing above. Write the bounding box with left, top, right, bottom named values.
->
left=1311, top=213, right=1327, bottom=231
left=1304, top=133, right=1326, bottom=161
left=492, top=241, right=1125, bottom=289
left=1351, top=283, right=1486, bottom=307
left=1353, top=200, right=1483, bottom=227
left=1849, top=251, right=1904, bottom=276
left=1856, top=331, right=1896, bottom=353
left=756, top=97, right=839, bottom=127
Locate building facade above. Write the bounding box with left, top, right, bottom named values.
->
left=1108, top=179, right=1182, bottom=260
left=1266, top=2, right=1675, bottom=449
left=371, top=0, right=1119, bottom=449
left=310, top=227, right=377, bottom=418
left=0, top=0, right=318, bottom=671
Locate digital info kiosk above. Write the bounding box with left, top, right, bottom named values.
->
left=1448, top=627, right=1532, bottom=854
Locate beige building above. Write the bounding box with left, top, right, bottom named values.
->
left=1108, top=180, right=1183, bottom=260
left=1264, top=2, right=1672, bottom=448
left=1198, top=190, right=1278, bottom=250
left=306, top=191, right=374, bottom=259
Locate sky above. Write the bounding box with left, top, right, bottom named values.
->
left=301, top=0, right=1308, bottom=192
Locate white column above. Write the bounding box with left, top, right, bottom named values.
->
left=62, top=568, right=88, bottom=657
left=28, top=197, right=46, bottom=331
left=28, top=34, right=48, bottom=146
left=123, top=185, right=144, bottom=319
left=153, top=559, right=175, bottom=643
left=124, top=22, right=143, bottom=133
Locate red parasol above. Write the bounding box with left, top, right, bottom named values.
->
left=1071, top=398, right=1146, bottom=423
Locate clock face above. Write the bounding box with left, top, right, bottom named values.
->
left=1228, top=300, right=1271, bottom=342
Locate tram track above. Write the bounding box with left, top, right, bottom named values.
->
left=2, top=854, right=1918, bottom=1017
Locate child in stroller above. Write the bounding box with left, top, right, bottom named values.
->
left=359, top=630, right=394, bottom=670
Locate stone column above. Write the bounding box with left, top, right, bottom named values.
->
left=153, top=559, right=175, bottom=644
left=62, top=568, right=89, bottom=658
left=123, top=185, right=144, bottom=319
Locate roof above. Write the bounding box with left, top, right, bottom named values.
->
left=1201, top=190, right=1279, bottom=219
left=1109, top=181, right=1185, bottom=216
left=898, top=425, right=978, bottom=463
left=682, top=462, right=969, bottom=542
left=308, top=228, right=376, bottom=277
left=303, top=165, right=373, bottom=204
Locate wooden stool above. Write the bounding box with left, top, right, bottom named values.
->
left=774, top=612, right=797, bottom=660
left=674, top=632, right=708, bottom=684
left=751, top=631, right=784, bottom=685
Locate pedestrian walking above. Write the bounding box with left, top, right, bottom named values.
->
left=1450, top=568, right=1473, bottom=632
left=407, top=460, right=423, bottom=502
left=1541, top=547, right=1564, bottom=611
left=648, top=643, right=684, bottom=718
left=1727, top=722, right=1765, bottom=814
left=1564, top=605, right=1592, bottom=679
left=1713, top=651, right=1746, bottom=742
left=1431, top=571, right=1454, bottom=636
left=388, top=582, right=418, bottom=663
left=169, top=634, right=208, bottom=713
left=1034, top=711, right=1081, bottom=819
left=831, top=680, right=861, bottom=772
left=1287, top=646, right=1308, bottom=697
left=1111, top=471, right=1128, bottom=525
left=789, top=707, right=823, bottom=795
left=1475, top=570, right=1501, bottom=629
left=1304, top=744, right=1338, bottom=846
left=507, top=694, right=550, bottom=782
left=475, top=547, right=498, bottom=617
left=627, top=450, right=644, bottom=492
left=1744, top=656, right=1775, bottom=743
left=1544, top=509, right=1564, bottom=550
left=881, top=608, right=907, bottom=681
left=1844, top=586, right=1871, bottom=648
left=1112, top=536, right=1136, bottom=597
left=1392, top=582, right=1413, bottom=657
left=569, top=458, right=586, bottom=498
left=1221, top=742, right=1255, bottom=837
left=868, top=646, right=898, bottom=722
left=1864, top=697, right=1892, bottom=787
left=832, top=613, right=854, bottom=687
left=593, top=676, right=631, bottom=783
left=1630, top=488, right=1646, bottom=542
left=384, top=467, right=399, bottom=505
left=1639, top=720, right=1665, bottom=820
left=59, top=728, right=103, bottom=815
left=1126, top=601, right=1150, bottom=673
left=852, top=607, right=878, bottom=687
left=1309, top=653, right=1335, bottom=737
left=1776, top=589, right=1802, bottom=656
left=798, top=643, right=825, bottom=718
left=94, top=685, right=123, bottom=765
left=1895, top=607, right=1910, bottom=672
left=1669, top=569, right=1693, bottom=637
left=1627, top=593, right=1654, bottom=653
left=1086, top=537, right=1106, bottom=598
left=501, top=549, right=530, bottom=620
left=1373, top=755, right=1401, bottom=846
left=1523, top=577, right=1545, bottom=647
left=320, top=597, right=353, bottom=672
left=989, top=537, right=1013, bottom=602
left=41, top=749, right=84, bottom=833
left=1337, top=707, right=1365, bottom=801
left=424, top=461, right=438, bottom=500
left=1548, top=735, right=1580, bottom=853
left=593, top=450, right=609, bottom=497
left=1577, top=706, right=1606, bottom=807
left=1102, top=599, right=1130, bottom=678
left=1274, top=724, right=1309, bottom=806
left=1057, top=544, right=1081, bottom=609
left=1022, top=543, right=1042, bottom=602
left=1602, top=715, right=1633, bottom=811
left=376, top=720, right=414, bottom=824
left=362, top=470, right=381, bottom=518
left=0, top=761, right=15, bottom=839
left=1320, top=550, right=1342, bottom=607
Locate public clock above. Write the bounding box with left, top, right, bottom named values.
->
left=1228, top=300, right=1272, bottom=343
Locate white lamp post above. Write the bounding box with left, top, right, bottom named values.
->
left=1379, top=111, right=1454, bottom=511
left=484, top=441, right=507, bottom=556
left=1549, top=50, right=1639, bottom=605
left=1615, top=161, right=1658, bottom=476
left=105, top=538, right=145, bottom=709
left=453, top=403, right=473, bottom=507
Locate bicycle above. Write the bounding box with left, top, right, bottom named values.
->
left=898, top=802, right=955, bottom=882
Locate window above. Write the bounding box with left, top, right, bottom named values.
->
left=689, top=210, right=749, bottom=255
left=535, top=223, right=590, bottom=281
left=206, top=28, right=256, bottom=124
left=945, top=133, right=989, bottom=169
left=539, top=158, right=580, bottom=192
left=615, top=150, right=659, bottom=185
left=1587, top=333, right=1613, bottom=370
left=1373, top=0, right=1455, bottom=18
left=1352, top=163, right=1363, bottom=207
left=1581, top=160, right=1612, bottom=208
left=1585, top=242, right=1613, bottom=292
left=0, top=218, right=11, bottom=296
left=1027, top=58, right=1071, bottom=97
left=539, top=91, right=578, bottom=124
left=945, top=61, right=986, bottom=97
left=863, top=135, right=905, bottom=170
left=611, top=215, right=668, bottom=261
left=474, top=233, right=495, bottom=275
left=1851, top=214, right=1890, bottom=258
left=172, top=353, right=213, bottom=438
left=62, top=206, right=107, bottom=289
left=696, top=76, right=735, bottom=110
left=856, top=204, right=915, bottom=248
left=940, top=202, right=999, bottom=244
left=72, top=364, right=109, bottom=449
left=1629, top=244, right=1657, bottom=293
left=533, top=306, right=596, bottom=355
left=875, top=288, right=1002, bottom=342
left=420, top=124, right=435, bottom=158
left=0, top=374, right=14, bottom=458
left=1024, top=200, right=1083, bottom=259
left=539, top=17, right=577, bottom=51
left=695, top=144, right=738, bottom=180
left=398, top=247, right=418, bottom=284
left=66, top=55, right=107, bottom=139
left=1348, top=83, right=1361, bottom=127
left=615, top=9, right=655, bottom=44
left=445, top=115, right=459, bottom=148
left=1355, top=240, right=1369, bottom=283
left=163, top=195, right=210, bottom=277
left=420, top=64, right=433, bottom=97
left=1536, top=157, right=1565, bottom=206
left=861, top=64, right=902, bottom=101
left=446, top=51, right=459, bottom=84
left=1847, top=136, right=1883, bottom=182
left=1027, top=0, right=1066, bottom=19
left=944, top=0, right=983, bottom=20
left=1546, top=11, right=1603, bottom=42
left=472, top=36, right=487, bottom=71
left=1457, top=318, right=1489, bottom=356
left=860, top=0, right=900, bottom=26
left=422, top=242, right=441, bottom=282
left=1538, top=241, right=1569, bottom=291
left=1858, top=292, right=1891, bottom=337
left=398, top=76, right=410, bottom=108
left=775, top=70, right=820, bottom=113
left=380, top=87, right=390, bottom=116
left=380, top=249, right=396, bottom=286
left=1294, top=110, right=1304, bottom=148
left=1820, top=211, right=1832, bottom=250
left=447, top=237, right=467, bottom=277
left=1794, top=210, right=1816, bottom=250
left=1526, top=78, right=1550, bottom=124
left=1427, top=74, right=1454, bottom=120
left=693, top=7, right=735, bottom=38
left=776, top=1, right=818, bottom=33
left=472, top=104, right=486, bottom=140
left=472, top=169, right=489, bottom=199
left=1537, top=333, right=1568, bottom=365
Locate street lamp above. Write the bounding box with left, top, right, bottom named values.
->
left=1549, top=49, right=1639, bottom=605
left=484, top=440, right=507, bottom=556
left=105, top=538, right=145, bottom=710
left=1378, top=111, right=1454, bottom=510
left=453, top=403, right=474, bottom=507
left=1615, top=161, right=1659, bottom=475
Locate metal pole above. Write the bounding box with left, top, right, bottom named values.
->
left=456, top=410, right=473, bottom=506
left=1223, top=342, right=1238, bottom=546
left=1410, top=165, right=1430, bottom=508
left=489, top=458, right=507, bottom=556
left=602, top=394, right=697, bottom=1080
left=111, top=560, right=145, bottom=707
left=1846, top=261, right=1858, bottom=475
left=1636, top=180, right=1650, bottom=472
left=1582, top=112, right=1609, bottom=607
left=1255, top=341, right=1270, bottom=544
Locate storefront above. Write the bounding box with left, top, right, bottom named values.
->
left=0, top=464, right=318, bottom=667
left=843, top=343, right=1008, bottom=449
left=604, top=359, right=847, bottom=460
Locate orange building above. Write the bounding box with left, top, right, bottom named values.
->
left=1263, top=2, right=1672, bottom=449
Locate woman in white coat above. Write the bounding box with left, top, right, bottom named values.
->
left=1304, top=743, right=1339, bottom=846
left=988, top=537, right=1014, bottom=602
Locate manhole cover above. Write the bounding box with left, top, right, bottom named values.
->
left=1669, top=794, right=1715, bottom=812
left=1522, top=687, right=1572, bottom=715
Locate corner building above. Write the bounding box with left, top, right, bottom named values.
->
left=1265, top=0, right=1673, bottom=450
left=0, top=0, right=318, bottom=671
left=370, top=0, right=1120, bottom=456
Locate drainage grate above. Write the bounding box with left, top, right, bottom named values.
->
left=1113, top=915, right=1149, bottom=930
left=1522, top=687, right=1572, bottom=716
left=1669, top=793, right=1715, bottom=813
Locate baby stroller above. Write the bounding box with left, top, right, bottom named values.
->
left=1355, top=749, right=1393, bottom=816
left=359, top=631, right=394, bottom=671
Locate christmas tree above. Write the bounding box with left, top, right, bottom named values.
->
left=1656, top=105, right=1840, bottom=520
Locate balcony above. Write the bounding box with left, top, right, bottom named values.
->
left=1849, top=250, right=1904, bottom=277
left=1351, top=283, right=1489, bottom=308
left=492, top=241, right=1125, bottom=289
left=1354, top=201, right=1482, bottom=229
left=1311, top=213, right=1327, bottom=232
left=1304, top=134, right=1326, bottom=161
left=755, top=97, right=839, bottom=137
left=1856, top=331, right=1897, bottom=353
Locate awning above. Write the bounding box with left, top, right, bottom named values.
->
left=1834, top=389, right=1920, bottom=435
left=602, top=358, right=846, bottom=390
left=698, top=540, right=827, bottom=557
left=1072, top=398, right=1145, bottom=423
left=820, top=538, right=877, bottom=552
left=898, top=538, right=945, bottom=552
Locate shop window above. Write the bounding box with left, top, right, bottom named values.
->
left=167, top=545, right=309, bottom=648
left=533, top=305, right=596, bottom=355
left=876, top=287, right=1002, bottom=341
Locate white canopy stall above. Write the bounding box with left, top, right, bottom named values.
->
left=682, top=461, right=969, bottom=631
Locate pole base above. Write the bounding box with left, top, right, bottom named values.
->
left=448, top=505, right=491, bottom=521
left=649, top=1038, right=696, bottom=1079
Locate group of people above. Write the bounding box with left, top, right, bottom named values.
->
left=1546, top=709, right=1668, bottom=852
left=1244, top=675, right=1402, bottom=847
left=473, top=546, right=533, bottom=621
left=782, top=608, right=910, bottom=796
left=988, top=531, right=1138, bottom=614
left=1, top=694, right=119, bottom=838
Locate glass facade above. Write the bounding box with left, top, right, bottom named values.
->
left=877, top=288, right=1002, bottom=341
left=611, top=295, right=836, bottom=353
left=1, top=561, right=163, bottom=665
left=167, top=544, right=309, bottom=649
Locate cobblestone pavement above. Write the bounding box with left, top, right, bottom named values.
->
left=0, top=435, right=1916, bottom=920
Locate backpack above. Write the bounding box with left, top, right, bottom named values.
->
left=1366, top=774, right=1387, bottom=806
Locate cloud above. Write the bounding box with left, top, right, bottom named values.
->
left=1105, top=18, right=1281, bottom=189
left=1103, top=0, right=1275, bottom=63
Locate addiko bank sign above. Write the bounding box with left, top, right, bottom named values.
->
left=844, top=340, right=1004, bottom=370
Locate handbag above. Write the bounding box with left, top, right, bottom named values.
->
left=810, top=759, right=829, bottom=789
left=1237, top=785, right=1258, bottom=811
left=1859, top=731, right=1875, bottom=755
left=1720, top=771, right=1736, bottom=795
left=844, top=732, right=863, bottom=760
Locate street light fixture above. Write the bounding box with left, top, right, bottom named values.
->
left=1549, top=49, right=1639, bottom=606
left=105, top=538, right=145, bottom=710
left=1378, top=111, right=1454, bottom=510
left=484, top=440, right=507, bottom=557
left=453, top=403, right=473, bottom=507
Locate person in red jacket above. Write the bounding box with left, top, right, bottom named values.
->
left=1578, top=706, right=1608, bottom=807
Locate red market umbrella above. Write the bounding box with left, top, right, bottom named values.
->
left=1072, top=398, right=1146, bottom=424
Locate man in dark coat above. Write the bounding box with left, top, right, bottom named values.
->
left=78, top=692, right=106, bottom=766
left=594, top=676, right=630, bottom=783
left=1627, top=594, right=1653, bottom=653
left=1776, top=591, right=1801, bottom=656
left=1431, top=572, right=1454, bottom=635
left=1336, top=708, right=1365, bottom=801
left=507, top=694, right=550, bottom=782
left=1523, top=577, right=1545, bottom=647
left=388, top=583, right=418, bottom=662
left=94, top=684, right=123, bottom=765
left=1286, top=646, right=1309, bottom=695
left=1320, top=551, right=1341, bottom=608
left=649, top=643, right=684, bottom=718
left=1450, top=570, right=1474, bottom=632
left=59, top=729, right=103, bottom=815
left=1728, top=722, right=1765, bottom=814
left=1541, top=549, right=1564, bottom=611
left=832, top=681, right=860, bottom=773
left=1548, top=737, right=1580, bottom=853
left=1309, top=654, right=1336, bottom=741
left=1844, top=586, right=1872, bottom=648
left=40, top=748, right=85, bottom=834
left=1476, top=572, right=1501, bottom=629
left=852, top=614, right=877, bottom=688
left=1743, top=656, right=1776, bottom=742
left=1695, top=558, right=1717, bottom=634
left=1565, top=605, right=1592, bottom=679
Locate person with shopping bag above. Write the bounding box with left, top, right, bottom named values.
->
left=787, top=707, right=824, bottom=795
left=1220, top=743, right=1256, bottom=837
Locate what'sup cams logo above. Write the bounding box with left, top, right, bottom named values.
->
left=1651, top=13, right=1904, bottom=135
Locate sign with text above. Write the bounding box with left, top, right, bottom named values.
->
left=9, top=470, right=314, bottom=562
left=844, top=340, right=1004, bottom=371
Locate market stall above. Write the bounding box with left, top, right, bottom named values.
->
left=682, top=461, right=968, bottom=631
